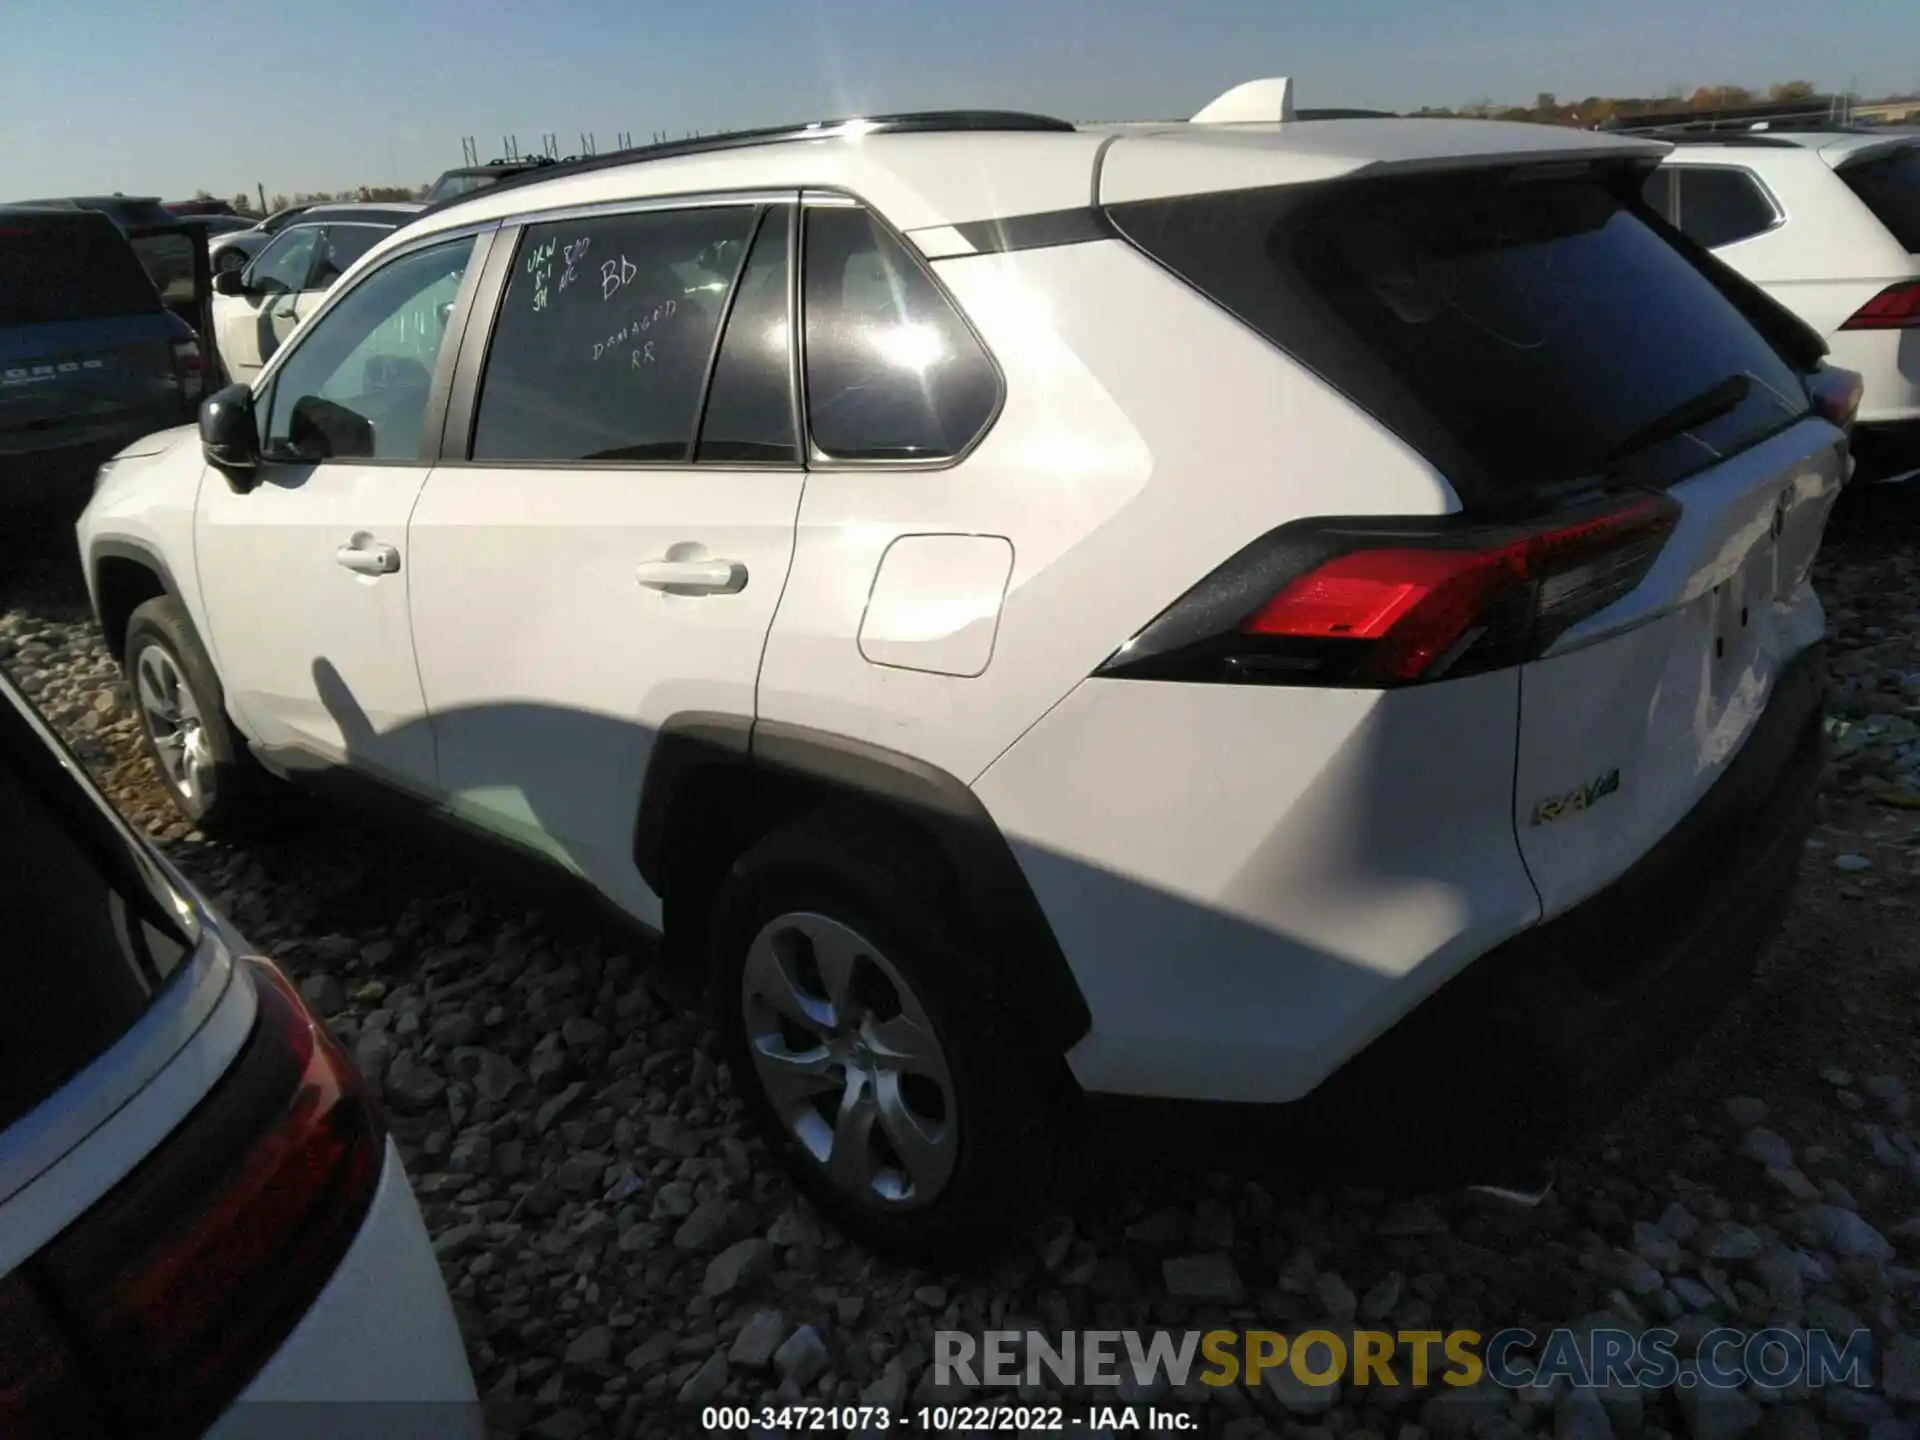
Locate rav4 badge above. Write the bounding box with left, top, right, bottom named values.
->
left=1531, top=768, right=1621, bottom=826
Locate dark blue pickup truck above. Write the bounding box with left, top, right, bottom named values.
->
left=1, top=205, right=205, bottom=515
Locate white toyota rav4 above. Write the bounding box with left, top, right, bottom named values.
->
left=78, top=80, right=1863, bottom=1252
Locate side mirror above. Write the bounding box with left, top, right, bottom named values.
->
left=213, top=268, right=248, bottom=297
left=200, top=384, right=261, bottom=485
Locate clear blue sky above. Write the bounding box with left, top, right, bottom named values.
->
left=3, top=0, right=1916, bottom=201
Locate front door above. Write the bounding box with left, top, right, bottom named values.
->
left=195, top=232, right=482, bottom=791
left=213, top=223, right=321, bottom=380
left=407, top=201, right=802, bottom=922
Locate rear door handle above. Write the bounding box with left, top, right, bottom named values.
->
left=635, top=558, right=747, bottom=595
left=335, top=534, right=401, bottom=576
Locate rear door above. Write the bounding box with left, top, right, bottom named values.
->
left=1265, top=167, right=1841, bottom=915
left=0, top=212, right=182, bottom=456
left=407, top=198, right=804, bottom=924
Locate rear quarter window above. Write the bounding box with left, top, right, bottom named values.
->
left=0, top=214, right=163, bottom=324
left=1840, top=146, right=1920, bottom=252
left=1111, top=171, right=1812, bottom=503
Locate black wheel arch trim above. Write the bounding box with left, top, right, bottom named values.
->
left=86, top=538, right=200, bottom=657
left=636, top=713, right=1093, bottom=1053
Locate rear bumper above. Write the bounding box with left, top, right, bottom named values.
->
left=208, top=1141, right=481, bottom=1439
left=1087, top=642, right=1826, bottom=1179
left=1, top=417, right=190, bottom=514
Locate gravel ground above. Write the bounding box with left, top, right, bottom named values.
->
left=5, top=488, right=1920, bottom=1440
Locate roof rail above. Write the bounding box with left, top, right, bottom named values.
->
left=1192, top=77, right=1297, bottom=124
left=1597, top=95, right=1853, bottom=135
left=420, top=110, right=1077, bottom=219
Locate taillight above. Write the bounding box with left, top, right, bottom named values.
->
left=1839, top=281, right=1920, bottom=331
left=1809, top=365, right=1866, bottom=430
left=30, top=959, right=384, bottom=1439
left=171, top=337, right=204, bottom=401
left=1100, top=492, right=1681, bottom=688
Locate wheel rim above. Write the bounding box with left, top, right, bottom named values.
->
left=134, top=644, right=212, bottom=806
left=741, top=913, right=958, bottom=1208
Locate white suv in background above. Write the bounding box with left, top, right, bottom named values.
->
left=78, top=82, right=1861, bottom=1252
left=1641, top=128, right=1920, bottom=478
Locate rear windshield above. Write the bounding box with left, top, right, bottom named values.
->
left=1840, top=146, right=1920, bottom=252
left=0, top=683, right=193, bottom=1132
left=1112, top=171, right=1813, bottom=503
left=0, top=213, right=163, bottom=324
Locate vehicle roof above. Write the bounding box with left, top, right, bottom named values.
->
left=285, top=201, right=423, bottom=224
left=1657, top=128, right=1920, bottom=168
left=401, top=114, right=1666, bottom=247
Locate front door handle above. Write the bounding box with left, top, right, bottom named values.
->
left=635, top=558, right=747, bottom=595
left=335, top=534, right=401, bottom=576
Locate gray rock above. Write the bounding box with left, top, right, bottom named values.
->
left=1726, top=1097, right=1769, bottom=1127
left=1866, top=1420, right=1913, bottom=1440
left=1379, top=1202, right=1449, bottom=1236
left=1420, top=1382, right=1510, bottom=1438
left=533, top=1080, right=585, bottom=1132
left=448, top=1133, right=491, bottom=1175
left=1635, top=1223, right=1684, bottom=1271
left=383, top=1051, right=446, bottom=1110
left=1671, top=1276, right=1719, bottom=1312
left=651, top=1179, right=697, bottom=1220
left=625, top=1332, right=676, bottom=1373
left=1265, top=1363, right=1340, bottom=1417
left=766, top=1205, right=824, bottom=1248
left=1163, top=1253, right=1243, bottom=1303
left=1360, top=1271, right=1405, bottom=1322
left=1125, top=1207, right=1185, bottom=1244
left=354, top=1029, right=398, bottom=1089
left=773, top=1325, right=829, bottom=1386
left=703, top=1238, right=774, bottom=1298
left=1744, top=1129, right=1796, bottom=1169
left=1316, top=1271, right=1359, bottom=1318
left=1675, top=1371, right=1762, bottom=1440
left=562, top=1015, right=608, bottom=1050
left=1805, top=1205, right=1892, bottom=1261
left=427, top=1012, right=478, bottom=1049
left=673, top=1199, right=737, bottom=1253
left=1757, top=1409, right=1820, bottom=1440
left=444, top=1046, right=520, bottom=1104
left=1752, top=1250, right=1805, bottom=1309
left=728, top=1310, right=788, bottom=1370
left=1699, top=1223, right=1765, bottom=1262
left=299, top=972, right=345, bottom=1017
left=1558, top=1391, right=1616, bottom=1440
left=1661, top=1203, right=1702, bottom=1242
left=676, top=1351, right=728, bottom=1406
left=564, top=1325, right=614, bottom=1368
left=433, top=1221, right=483, bottom=1261
left=863, top=1359, right=910, bottom=1408
left=1823, top=1388, right=1893, bottom=1428
left=1882, top=1335, right=1920, bottom=1405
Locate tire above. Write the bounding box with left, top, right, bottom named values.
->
left=707, top=809, right=1063, bottom=1260
left=123, top=595, right=275, bottom=835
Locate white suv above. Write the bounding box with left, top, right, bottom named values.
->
left=78, top=83, right=1861, bottom=1252
left=1641, top=127, right=1920, bottom=478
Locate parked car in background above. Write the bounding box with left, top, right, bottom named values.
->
left=208, top=203, right=320, bottom=278
left=166, top=200, right=240, bottom=219
left=210, top=202, right=422, bottom=380
left=177, top=214, right=255, bottom=240
left=422, top=155, right=555, bottom=204
left=1636, top=123, right=1920, bottom=480
left=0, top=666, right=480, bottom=1436
left=1, top=205, right=204, bottom=513
left=14, top=196, right=198, bottom=308
left=80, top=87, right=1860, bottom=1251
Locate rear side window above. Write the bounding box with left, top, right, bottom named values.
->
left=1112, top=173, right=1811, bottom=501
left=1840, top=147, right=1920, bottom=252
left=802, top=207, right=1000, bottom=461
left=0, top=214, right=161, bottom=324
left=471, top=206, right=757, bottom=463
left=312, top=224, right=389, bottom=288
left=1673, top=168, right=1779, bottom=249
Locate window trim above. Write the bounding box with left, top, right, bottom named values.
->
left=250, top=223, right=500, bottom=470
left=1666, top=162, right=1787, bottom=249
left=438, top=189, right=808, bottom=471
left=797, top=186, right=1007, bottom=472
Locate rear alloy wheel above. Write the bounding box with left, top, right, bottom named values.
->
left=740, top=912, right=958, bottom=1207
left=709, top=812, right=1062, bottom=1258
